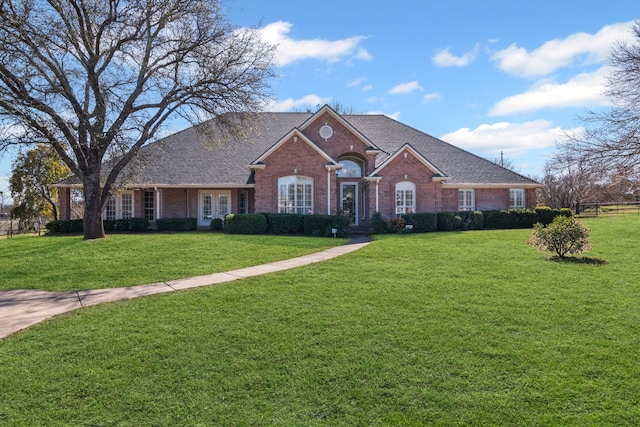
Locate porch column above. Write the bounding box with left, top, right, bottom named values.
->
left=327, top=170, right=331, bottom=215
left=325, top=165, right=342, bottom=215
left=154, top=187, right=161, bottom=220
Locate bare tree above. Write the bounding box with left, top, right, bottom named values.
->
left=0, top=0, right=274, bottom=238
left=563, top=21, right=640, bottom=173
left=538, top=148, right=601, bottom=209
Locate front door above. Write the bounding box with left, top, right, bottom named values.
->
left=199, top=190, right=230, bottom=227
left=341, top=182, right=358, bottom=225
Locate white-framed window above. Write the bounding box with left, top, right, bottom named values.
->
left=510, top=188, right=525, bottom=208
left=239, top=190, right=249, bottom=214
left=144, top=190, right=155, bottom=221
left=458, top=189, right=475, bottom=211
left=396, top=181, right=415, bottom=215
left=278, top=175, right=313, bottom=214
left=103, top=191, right=134, bottom=220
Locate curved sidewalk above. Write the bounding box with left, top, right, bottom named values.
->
left=0, top=237, right=371, bottom=339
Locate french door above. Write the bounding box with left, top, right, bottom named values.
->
left=340, top=182, right=358, bottom=225
left=199, top=190, right=230, bottom=227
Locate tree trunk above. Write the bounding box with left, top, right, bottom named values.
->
left=82, top=174, right=105, bottom=239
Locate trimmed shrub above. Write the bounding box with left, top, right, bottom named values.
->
left=128, top=217, right=150, bottom=232
left=370, top=212, right=390, bottom=234
left=528, top=216, right=591, bottom=258
left=45, top=219, right=83, bottom=233
left=390, top=217, right=406, bottom=233
left=559, top=208, right=573, bottom=218
left=535, top=207, right=572, bottom=225
left=102, top=219, right=116, bottom=232
left=402, top=212, right=438, bottom=233
left=114, top=218, right=131, bottom=231
left=509, top=209, right=538, bottom=229
left=210, top=218, right=223, bottom=231
left=264, top=213, right=304, bottom=234
left=482, top=210, right=504, bottom=230
left=156, top=217, right=197, bottom=232
left=458, top=210, right=484, bottom=231
left=303, top=214, right=349, bottom=237
left=223, top=214, right=268, bottom=235
left=437, top=212, right=462, bottom=231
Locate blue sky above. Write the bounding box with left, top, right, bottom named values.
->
left=0, top=0, right=638, bottom=198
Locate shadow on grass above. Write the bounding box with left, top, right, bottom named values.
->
left=548, top=255, right=608, bottom=265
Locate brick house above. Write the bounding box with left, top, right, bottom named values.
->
left=56, top=105, right=540, bottom=228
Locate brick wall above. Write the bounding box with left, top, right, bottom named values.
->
left=374, top=149, right=442, bottom=217
left=254, top=135, right=334, bottom=214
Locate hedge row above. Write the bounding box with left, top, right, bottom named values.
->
left=46, top=218, right=151, bottom=233
left=103, top=218, right=149, bottom=232
left=373, top=207, right=573, bottom=234
left=220, top=213, right=350, bottom=237
left=155, top=217, right=197, bottom=232
left=45, top=218, right=84, bottom=233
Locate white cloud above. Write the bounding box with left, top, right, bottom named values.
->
left=264, top=94, right=331, bottom=112
left=423, top=92, right=442, bottom=103
left=347, top=76, right=367, bottom=87
left=433, top=44, right=479, bottom=67
left=489, top=67, right=610, bottom=116
left=492, top=21, right=634, bottom=78
left=258, top=21, right=371, bottom=67
left=441, top=120, right=576, bottom=156
left=361, top=84, right=373, bottom=92
left=388, top=80, right=422, bottom=95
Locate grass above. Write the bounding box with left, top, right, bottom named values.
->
left=0, top=232, right=347, bottom=292
left=1, top=216, right=639, bottom=425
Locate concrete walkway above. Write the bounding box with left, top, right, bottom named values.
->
left=0, top=237, right=371, bottom=339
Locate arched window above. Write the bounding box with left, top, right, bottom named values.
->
left=278, top=176, right=313, bottom=214
left=396, top=181, right=415, bottom=215
left=336, top=159, right=363, bottom=178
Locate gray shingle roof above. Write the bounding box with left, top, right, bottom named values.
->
left=59, top=111, right=538, bottom=187
left=343, top=114, right=538, bottom=185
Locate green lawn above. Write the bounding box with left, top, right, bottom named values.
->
left=0, top=232, right=347, bottom=292
left=1, top=216, right=639, bottom=425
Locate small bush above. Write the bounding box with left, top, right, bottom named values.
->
left=370, top=212, right=390, bottom=234
left=102, top=219, right=116, bottom=232
left=210, top=218, right=223, bottom=231
left=264, top=213, right=304, bottom=234
left=437, top=212, right=462, bottom=231
left=223, top=214, right=268, bottom=235
left=458, top=210, right=484, bottom=230
left=528, top=216, right=591, bottom=258
left=390, top=217, right=406, bottom=233
left=156, top=218, right=197, bottom=232
left=114, top=218, right=131, bottom=231
left=535, top=207, right=573, bottom=225
left=509, top=209, right=538, bottom=229
left=128, top=218, right=150, bottom=232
